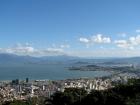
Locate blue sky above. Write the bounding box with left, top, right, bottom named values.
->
left=0, top=0, right=140, bottom=57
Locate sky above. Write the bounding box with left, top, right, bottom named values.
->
left=0, top=0, right=140, bottom=57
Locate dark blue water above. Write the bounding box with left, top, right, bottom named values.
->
left=0, top=64, right=111, bottom=80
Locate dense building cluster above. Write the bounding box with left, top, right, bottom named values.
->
left=0, top=73, right=138, bottom=103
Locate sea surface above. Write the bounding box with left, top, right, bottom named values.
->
left=0, top=64, right=111, bottom=80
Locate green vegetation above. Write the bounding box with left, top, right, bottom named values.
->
left=46, top=79, right=140, bottom=105
left=2, top=79, right=140, bottom=105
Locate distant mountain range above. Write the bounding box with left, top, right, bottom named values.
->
left=0, top=53, right=80, bottom=65
left=0, top=53, right=140, bottom=66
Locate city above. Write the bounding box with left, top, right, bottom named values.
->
left=0, top=72, right=138, bottom=104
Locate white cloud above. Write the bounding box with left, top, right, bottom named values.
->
left=60, top=44, right=70, bottom=48
left=79, top=34, right=111, bottom=47
left=92, top=34, right=111, bottom=43
left=114, top=40, right=131, bottom=49
left=2, top=44, right=35, bottom=54
left=130, top=35, right=140, bottom=45
left=114, top=35, right=140, bottom=49
left=79, top=37, right=90, bottom=43
left=0, top=43, right=67, bottom=56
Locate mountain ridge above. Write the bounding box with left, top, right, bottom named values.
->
left=0, top=53, right=140, bottom=65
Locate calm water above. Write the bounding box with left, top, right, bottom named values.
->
left=0, top=64, right=111, bottom=80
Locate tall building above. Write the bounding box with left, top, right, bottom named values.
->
left=26, top=78, right=29, bottom=83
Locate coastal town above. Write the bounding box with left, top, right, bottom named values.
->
left=0, top=72, right=138, bottom=103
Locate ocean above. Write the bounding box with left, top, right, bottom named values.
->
left=0, top=64, right=111, bottom=80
